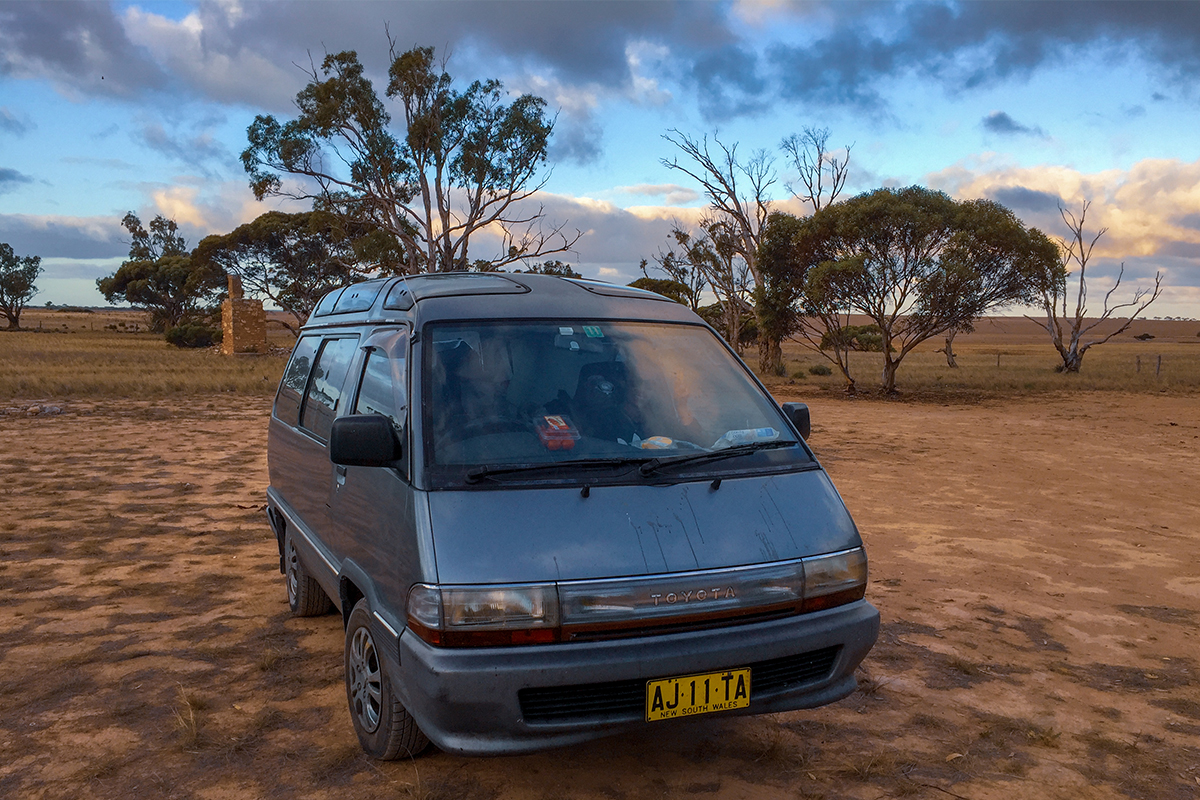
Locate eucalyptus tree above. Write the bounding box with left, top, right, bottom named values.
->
left=97, top=214, right=224, bottom=333
left=661, top=130, right=779, bottom=370
left=0, top=242, right=42, bottom=329
left=195, top=210, right=401, bottom=335
left=243, top=45, right=579, bottom=274
left=788, top=187, right=1059, bottom=393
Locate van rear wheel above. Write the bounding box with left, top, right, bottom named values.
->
left=344, top=600, right=430, bottom=759
left=285, top=533, right=332, bottom=616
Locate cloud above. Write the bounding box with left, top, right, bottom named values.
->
left=92, top=1, right=730, bottom=112
left=988, top=186, right=1063, bottom=214
left=120, top=4, right=303, bottom=111
left=0, top=1, right=167, bottom=97
left=0, top=106, right=34, bottom=135
left=614, top=184, right=700, bottom=205
left=981, top=111, right=1046, bottom=137
left=690, top=44, right=770, bottom=120
left=734, top=1, right=1200, bottom=118
left=925, top=156, right=1200, bottom=271
left=1172, top=212, right=1200, bottom=231
left=136, top=122, right=232, bottom=174
left=0, top=168, right=34, bottom=194
left=0, top=214, right=128, bottom=259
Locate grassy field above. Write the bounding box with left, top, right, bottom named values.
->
left=1, top=308, right=291, bottom=401
left=3, top=307, right=1198, bottom=401
left=766, top=340, right=1200, bottom=397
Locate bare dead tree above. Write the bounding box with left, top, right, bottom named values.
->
left=780, top=127, right=852, bottom=213
left=654, top=220, right=753, bottom=352
left=661, top=130, right=781, bottom=371
left=1026, top=201, right=1164, bottom=373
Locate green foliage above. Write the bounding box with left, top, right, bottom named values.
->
left=194, top=210, right=396, bottom=331
left=808, top=363, right=833, bottom=376
left=628, top=277, right=690, bottom=304
left=242, top=45, right=573, bottom=273
left=786, top=187, right=1060, bottom=392
left=97, top=214, right=225, bottom=333
left=0, top=242, right=43, bottom=329
left=821, top=324, right=886, bottom=352
left=165, top=323, right=222, bottom=348
left=756, top=211, right=808, bottom=343
left=520, top=260, right=581, bottom=278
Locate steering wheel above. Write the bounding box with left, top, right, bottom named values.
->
left=436, top=415, right=537, bottom=448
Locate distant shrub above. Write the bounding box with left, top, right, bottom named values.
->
left=165, top=323, right=221, bottom=348
left=808, top=363, right=833, bottom=376
left=1134, top=333, right=1155, bottom=341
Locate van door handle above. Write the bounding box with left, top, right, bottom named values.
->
left=334, top=464, right=347, bottom=488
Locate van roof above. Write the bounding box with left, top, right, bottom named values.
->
left=302, top=272, right=698, bottom=329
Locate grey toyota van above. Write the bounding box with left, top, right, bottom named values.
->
left=265, top=272, right=878, bottom=758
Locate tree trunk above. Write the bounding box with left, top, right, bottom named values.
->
left=725, top=306, right=742, bottom=355
left=758, top=335, right=783, bottom=376
left=1061, top=348, right=1084, bottom=373
left=881, top=352, right=900, bottom=394
left=942, top=330, right=958, bottom=368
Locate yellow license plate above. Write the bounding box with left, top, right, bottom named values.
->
left=645, top=668, right=751, bottom=722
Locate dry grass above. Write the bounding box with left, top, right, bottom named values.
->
left=1, top=308, right=290, bottom=400
left=768, top=340, right=1200, bottom=396
left=173, top=685, right=209, bottom=750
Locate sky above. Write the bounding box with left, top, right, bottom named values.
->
left=2, top=0, right=1200, bottom=318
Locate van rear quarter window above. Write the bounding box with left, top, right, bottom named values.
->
left=300, top=337, right=359, bottom=440
left=274, top=335, right=320, bottom=427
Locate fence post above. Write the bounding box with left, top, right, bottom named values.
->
left=1156, top=355, right=1162, bottom=377
left=1136, top=355, right=1141, bottom=373
left=996, top=352, right=1001, bottom=368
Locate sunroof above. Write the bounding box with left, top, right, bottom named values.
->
left=382, top=273, right=529, bottom=310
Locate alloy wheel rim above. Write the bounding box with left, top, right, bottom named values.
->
left=349, top=626, right=382, bottom=733
left=286, top=541, right=299, bottom=604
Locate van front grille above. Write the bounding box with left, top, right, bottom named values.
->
left=518, top=646, right=841, bottom=724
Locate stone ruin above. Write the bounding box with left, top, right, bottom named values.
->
left=221, top=275, right=267, bottom=355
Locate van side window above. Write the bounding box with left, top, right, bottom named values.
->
left=354, top=349, right=404, bottom=429
left=275, top=335, right=320, bottom=427
left=300, top=337, right=358, bottom=441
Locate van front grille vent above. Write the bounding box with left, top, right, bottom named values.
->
left=518, top=645, right=841, bottom=724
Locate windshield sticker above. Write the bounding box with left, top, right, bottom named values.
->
left=559, top=326, right=574, bottom=335
left=583, top=325, right=603, bottom=338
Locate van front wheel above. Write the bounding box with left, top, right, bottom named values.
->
left=285, top=533, right=332, bottom=616
left=344, top=600, right=430, bottom=759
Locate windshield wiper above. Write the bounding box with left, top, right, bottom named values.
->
left=465, top=457, right=646, bottom=484
left=637, top=440, right=796, bottom=478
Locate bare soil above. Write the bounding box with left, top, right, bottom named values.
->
left=1, top=392, right=1198, bottom=800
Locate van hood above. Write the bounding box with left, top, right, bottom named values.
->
left=427, top=469, right=861, bottom=584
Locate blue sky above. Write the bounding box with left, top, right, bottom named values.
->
left=2, top=0, right=1199, bottom=317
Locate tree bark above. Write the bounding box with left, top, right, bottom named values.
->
left=881, top=350, right=900, bottom=394
left=758, top=335, right=783, bottom=376
left=942, top=330, right=958, bottom=368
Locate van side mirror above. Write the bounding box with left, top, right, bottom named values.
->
left=781, top=402, right=811, bottom=440
left=329, top=415, right=402, bottom=467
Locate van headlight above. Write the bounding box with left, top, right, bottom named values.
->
left=406, top=583, right=560, bottom=646
left=801, top=548, right=868, bottom=612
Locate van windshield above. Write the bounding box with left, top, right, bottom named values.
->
left=424, top=320, right=810, bottom=482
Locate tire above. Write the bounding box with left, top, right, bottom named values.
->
left=284, top=532, right=332, bottom=617
left=344, top=599, right=430, bottom=760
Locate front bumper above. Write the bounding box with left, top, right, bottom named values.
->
left=393, top=599, right=879, bottom=755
